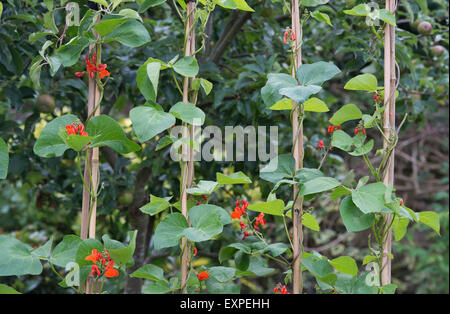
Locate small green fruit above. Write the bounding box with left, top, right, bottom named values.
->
left=118, top=191, right=133, bottom=206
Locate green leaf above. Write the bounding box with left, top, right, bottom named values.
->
left=310, top=11, right=332, bottom=26
left=187, top=180, right=221, bottom=195
left=380, top=284, right=397, bottom=294
left=75, top=238, right=103, bottom=269
left=90, top=0, right=108, bottom=6
left=130, top=264, right=165, bottom=281
left=184, top=205, right=229, bottom=242
left=302, top=213, right=320, bottom=231
left=87, top=115, right=141, bottom=154
left=268, top=98, right=292, bottom=110
left=153, top=213, right=189, bottom=250
left=259, top=243, right=289, bottom=257
left=351, top=182, right=387, bottom=214
left=205, top=276, right=240, bottom=294
left=329, top=256, right=358, bottom=276
left=331, top=186, right=352, bottom=200
left=94, top=17, right=128, bottom=37
left=296, top=61, right=340, bottom=86
left=139, top=0, right=167, bottom=12
left=219, top=0, right=255, bottom=12
left=331, top=130, right=353, bottom=151
left=329, top=104, right=362, bottom=126
left=304, top=97, right=329, bottom=112
left=63, top=134, right=93, bottom=152
left=33, top=114, right=78, bottom=158
left=140, top=195, right=172, bottom=216
left=130, top=105, right=175, bottom=142
left=208, top=266, right=236, bottom=282
left=299, top=177, right=340, bottom=197
left=260, top=154, right=295, bottom=184
left=117, top=9, right=143, bottom=22
left=142, top=280, right=170, bottom=294
left=169, top=102, right=205, bottom=126
left=49, top=235, right=83, bottom=268
left=363, top=255, right=377, bottom=265
left=0, top=235, right=43, bottom=276
left=173, top=56, right=199, bottom=77
left=234, top=250, right=250, bottom=270
left=0, top=138, right=9, bottom=179
left=343, top=4, right=370, bottom=16
left=279, top=85, right=322, bottom=103
left=379, top=9, right=396, bottom=26
left=294, top=168, right=324, bottom=183
left=57, top=36, right=90, bottom=67
left=344, top=74, right=378, bottom=92
left=33, top=236, right=54, bottom=260
left=247, top=199, right=285, bottom=216
left=216, top=171, right=251, bottom=184
left=339, top=196, right=375, bottom=232
left=302, top=0, right=329, bottom=6
left=393, top=216, right=409, bottom=241
left=219, top=247, right=237, bottom=264
left=104, top=19, right=151, bottom=47
left=418, top=211, right=440, bottom=234
left=0, top=284, right=21, bottom=294
left=349, top=139, right=374, bottom=156
left=104, top=230, right=137, bottom=267
left=261, top=73, right=298, bottom=108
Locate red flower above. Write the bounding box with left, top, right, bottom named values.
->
left=256, top=213, right=266, bottom=226
left=104, top=260, right=119, bottom=278
left=196, top=270, right=209, bottom=281
left=283, top=29, right=296, bottom=44
left=280, top=285, right=290, bottom=294
left=354, top=127, right=359, bottom=135
left=316, top=139, right=325, bottom=150
left=193, top=247, right=198, bottom=256
left=231, top=210, right=241, bottom=220
left=85, top=54, right=110, bottom=79
left=90, top=264, right=101, bottom=277
left=362, top=128, right=366, bottom=135
left=273, top=287, right=279, bottom=293
left=75, top=71, right=85, bottom=78
left=85, top=249, right=102, bottom=263
left=242, top=231, right=250, bottom=240
left=337, top=125, right=342, bottom=130
left=202, top=195, right=208, bottom=201
left=327, top=125, right=335, bottom=133
left=66, top=122, right=88, bottom=137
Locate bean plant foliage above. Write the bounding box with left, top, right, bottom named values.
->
left=0, top=0, right=448, bottom=295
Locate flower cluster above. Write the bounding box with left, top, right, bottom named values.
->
left=354, top=126, right=366, bottom=135
left=65, top=123, right=88, bottom=136
left=231, top=200, right=249, bottom=220
left=85, top=249, right=119, bottom=278
left=76, top=54, right=110, bottom=79
left=373, top=93, right=381, bottom=102
left=283, top=29, right=296, bottom=44
left=254, top=213, right=266, bottom=232
left=273, top=285, right=290, bottom=294
left=327, top=125, right=342, bottom=133
left=316, top=139, right=325, bottom=150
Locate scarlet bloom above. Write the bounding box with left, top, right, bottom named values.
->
left=230, top=199, right=249, bottom=220
left=354, top=127, right=359, bottom=135
left=85, top=54, right=110, bottom=79
left=193, top=247, right=198, bottom=256
left=75, top=71, right=85, bottom=78
left=337, top=125, right=342, bottom=130
left=104, top=260, right=119, bottom=278
left=255, top=213, right=266, bottom=226
left=231, top=211, right=241, bottom=220
left=85, top=249, right=102, bottom=263
left=280, top=285, right=290, bottom=294
left=202, top=195, right=208, bottom=201
left=66, top=122, right=88, bottom=137
left=327, top=125, right=335, bottom=133
left=283, top=29, right=296, bottom=44
left=242, top=231, right=250, bottom=240
left=90, top=264, right=101, bottom=277
left=196, top=270, right=209, bottom=281
left=316, top=139, right=325, bottom=150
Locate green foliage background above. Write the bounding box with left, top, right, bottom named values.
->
left=0, top=0, right=448, bottom=293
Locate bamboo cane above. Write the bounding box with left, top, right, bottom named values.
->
left=180, top=0, right=196, bottom=293
left=381, top=0, right=396, bottom=286
left=291, top=0, right=304, bottom=294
